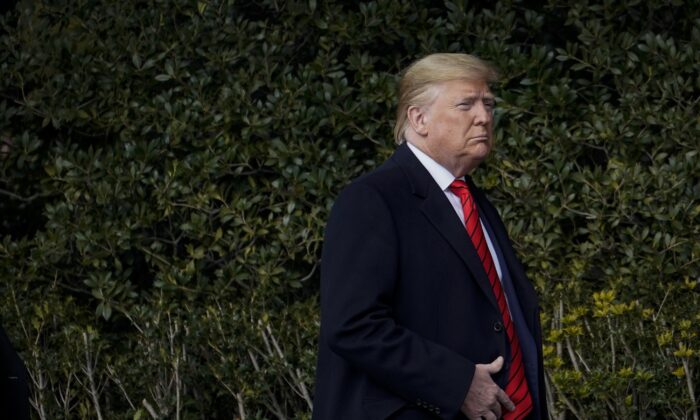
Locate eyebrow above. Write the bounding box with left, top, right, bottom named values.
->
left=457, top=95, right=495, bottom=102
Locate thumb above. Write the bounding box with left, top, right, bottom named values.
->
left=485, top=356, right=504, bottom=374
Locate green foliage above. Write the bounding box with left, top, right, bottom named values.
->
left=0, top=0, right=698, bottom=418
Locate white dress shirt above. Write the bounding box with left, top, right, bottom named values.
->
left=407, top=141, right=504, bottom=282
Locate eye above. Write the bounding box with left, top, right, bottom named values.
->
left=458, top=101, right=474, bottom=109
left=483, top=99, right=496, bottom=110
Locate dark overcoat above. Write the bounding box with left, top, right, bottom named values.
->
left=313, top=143, right=546, bottom=419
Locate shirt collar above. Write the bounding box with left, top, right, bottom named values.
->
left=406, top=141, right=462, bottom=191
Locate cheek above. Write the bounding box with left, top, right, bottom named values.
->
left=438, top=123, right=457, bottom=138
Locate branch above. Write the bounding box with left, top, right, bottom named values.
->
left=82, top=332, right=104, bottom=420
left=0, top=187, right=50, bottom=203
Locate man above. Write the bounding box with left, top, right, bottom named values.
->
left=0, top=323, right=30, bottom=419
left=313, top=53, right=546, bottom=420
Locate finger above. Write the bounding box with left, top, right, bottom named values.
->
left=483, top=412, right=497, bottom=420
left=485, top=356, right=504, bottom=374
left=496, top=388, right=515, bottom=412
left=491, top=402, right=502, bottom=418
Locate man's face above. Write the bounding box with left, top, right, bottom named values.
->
left=421, top=79, right=495, bottom=177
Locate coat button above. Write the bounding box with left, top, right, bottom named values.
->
left=494, top=321, right=503, bottom=332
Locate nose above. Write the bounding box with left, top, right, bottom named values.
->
left=473, top=102, right=492, bottom=126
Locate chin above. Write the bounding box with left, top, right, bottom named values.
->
left=470, top=145, right=491, bottom=160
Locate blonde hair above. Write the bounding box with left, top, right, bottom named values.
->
left=394, top=53, right=498, bottom=143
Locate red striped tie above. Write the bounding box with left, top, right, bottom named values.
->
left=449, top=179, right=533, bottom=420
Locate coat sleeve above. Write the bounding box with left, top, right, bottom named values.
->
left=320, top=181, right=474, bottom=418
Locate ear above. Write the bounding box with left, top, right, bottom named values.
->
left=406, top=105, right=429, bottom=137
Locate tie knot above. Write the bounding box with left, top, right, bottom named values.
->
left=449, top=179, right=467, bottom=190
left=449, top=179, right=472, bottom=205
left=449, top=178, right=468, bottom=194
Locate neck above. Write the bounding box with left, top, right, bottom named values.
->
left=405, top=138, right=478, bottom=178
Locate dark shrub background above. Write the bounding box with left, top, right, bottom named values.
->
left=0, top=0, right=698, bottom=418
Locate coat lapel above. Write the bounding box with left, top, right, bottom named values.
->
left=467, top=177, right=540, bottom=322
left=391, top=144, right=500, bottom=312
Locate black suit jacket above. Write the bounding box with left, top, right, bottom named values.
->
left=0, top=324, right=30, bottom=420
left=313, top=143, right=546, bottom=419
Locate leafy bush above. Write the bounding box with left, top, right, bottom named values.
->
left=0, top=0, right=698, bottom=418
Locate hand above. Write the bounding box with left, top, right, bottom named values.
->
left=460, top=356, right=514, bottom=420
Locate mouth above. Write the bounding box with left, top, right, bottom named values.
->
left=469, top=135, right=489, bottom=142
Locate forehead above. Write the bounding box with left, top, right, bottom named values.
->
left=434, top=79, right=493, bottom=99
